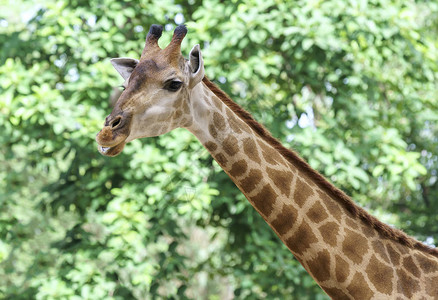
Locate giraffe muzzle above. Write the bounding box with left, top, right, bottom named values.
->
left=97, top=141, right=126, bottom=157
left=96, top=114, right=132, bottom=157
left=95, top=125, right=127, bottom=157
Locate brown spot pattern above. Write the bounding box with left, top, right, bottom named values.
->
left=257, top=139, right=283, bottom=165
left=322, top=287, right=350, bottom=300
left=286, top=221, right=318, bottom=255
left=242, top=138, right=261, bottom=163
left=223, top=135, right=239, bottom=156
left=335, top=254, right=350, bottom=283
left=204, top=141, right=217, bottom=152
left=426, top=275, right=438, bottom=297
left=306, top=202, right=329, bottom=224
left=208, top=123, right=217, bottom=138
left=319, top=221, right=339, bottom=247
left=266, top=167, right=294, bottom=196
left=397, top=269, right=419, bottom=298
left=293, top=178, right=314, bottom=207
left=386, top=244, right=401, bottom=266
left=345, top=215, right=359, bottom=230
left=239, top=169, right=263, bottom=194
left=372, top=240, right=390, bottom=264
left=226, top=109, right=242, bottom=134
left=212, top=97, right=223, bottom=110
left=394, top=242, right=409, bottom=255
left=307, top=249, right=331, bottom=282
left=342, top=229, right=369, bottom=264
left=415, top=253, right=438, bottom=274
left=366, top=254, right=393, bottom=295
left=215, top=153, right=228, bottom=166
left=319, top=191, right=342, bottom=220
left=403, top=256, right=420, bottom=277
left=213, top=112, right=226, bottom=130
left=347, top=272, right=374, bottom=300
left=202, top=77, right=438, bottom=270
left=271, top=204, right=298, bottom=235
left=250, top=184, right=276, bottom=217
left=228, top=160, right=248, bottom=178
left=361, top=224, right=376, bottom=238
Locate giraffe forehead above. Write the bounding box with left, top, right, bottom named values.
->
left=130, top=59, right=163, bottom=85
left=129, top=59, right=181, bottom=88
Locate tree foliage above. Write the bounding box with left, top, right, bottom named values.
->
left=0, top=0, right=437, bottom=299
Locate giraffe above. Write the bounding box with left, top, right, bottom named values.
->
left=95, top=24, right=438, bottom=299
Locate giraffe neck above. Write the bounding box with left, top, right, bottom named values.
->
left=186, top=79, right=438, bottom=299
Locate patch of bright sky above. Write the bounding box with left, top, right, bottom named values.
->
left=0, top=0, right=41, bottom=27
left=87, top=15, right=96, bottom=27
left=21, top=4, right=42, bottom=23
left=165, top=23, right=173, bottom=31
left=135, top=25, right=144, bottom=33
left=425, top=237, right=436, bottom=247
left=175, top=13, right=184, bottom=25
left=297, top=106, right=315, bottom=129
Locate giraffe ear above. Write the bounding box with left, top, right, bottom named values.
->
left=188, top=44, right=204, bottom=88
left=110, top=58, right=139, bottom=81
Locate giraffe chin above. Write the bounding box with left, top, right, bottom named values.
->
left=98, top=142, right=126, bottom=157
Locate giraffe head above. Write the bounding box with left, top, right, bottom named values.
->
left=96, top=24, right=204, bottom=156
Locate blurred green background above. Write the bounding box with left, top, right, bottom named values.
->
left=0, top=0, right=437, bottom=299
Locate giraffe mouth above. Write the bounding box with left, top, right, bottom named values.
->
left=95, top=125, right=129, bottom=157
left=97, top=141, right=126, bottom=157
left=96, top=114, right=132, bottom=157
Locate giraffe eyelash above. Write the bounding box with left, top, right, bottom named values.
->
left=119, top=85, right=126, bottom=91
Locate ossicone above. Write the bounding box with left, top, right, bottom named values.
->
left=148, top=24, right=163, bottom=39
left=164, top=24, right=188, bottom=54
left=141, top=24, right=163, bottom=58
left=172, top=24, right=188, bottom=40
left=141, top=24, right=188, bottom=59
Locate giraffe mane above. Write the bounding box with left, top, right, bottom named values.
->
left=202, top=76, right=438, bottom=257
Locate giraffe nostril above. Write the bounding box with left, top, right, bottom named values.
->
left=111, top=116, right=122, bottom=129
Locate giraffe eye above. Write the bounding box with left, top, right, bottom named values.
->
left=119, top=85, right=126, bottom=91
left=165, top=80, right=183, bottom=92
